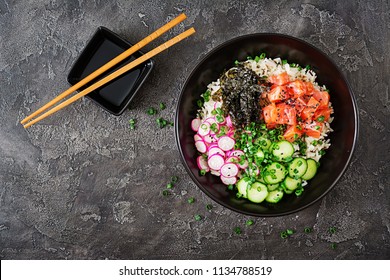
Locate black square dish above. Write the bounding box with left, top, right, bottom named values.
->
left=67, top=26, right=154, bottom=115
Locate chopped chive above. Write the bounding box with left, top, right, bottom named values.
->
left=304, top=227, right=313, bottom=233
left=246, top=219, right=254, bottom=226
left=162, top=190, right=170, bottom=196
left=206, top=204, right=213, bottom=210
left=329, top=226, right=337, bottom=234
left=147, top=107, right=157, bottom=115
left=234, top=227, right=242, bottom=235
left=166, top=183, right=173, bottom=189
left=286, top=229, right=294, bottom=235
left=159, top=102, right=166, bottom=110
left=194, top=214, right=202, bottom=221
left=171, top=176, right=178, bottom=183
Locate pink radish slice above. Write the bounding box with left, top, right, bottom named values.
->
left=210, top=169, right=221, bottom=176
left=220, top=175, right=237, bottom=185
left=195, top=140, right=207, bottom=153
left=203, top=134, right=218, bottom=145
left=205, top=117, right=218, bottom=126
left=207, top=154, right=225, bottom=170
left=226, top=115, right=233, bottom=127
left=198, top=122, right=210, bottom=137
left=191, top=118, right=202, bottom=131
left=214, top=101, right=223, bottom=109
left=208, top=147, right=226, bottom=158
left=247, top=164, right=260, bottom=176
left=220, top=163, right=239, bottom=178
left=197, top=156, right=210, bottom=172
left=194, top=134, right=203, bottom=142
left=225, top=156, right=239, bottom=163
left=217, top=136, right=235, bottom=151
left=230, top=150, right=245, bottom=158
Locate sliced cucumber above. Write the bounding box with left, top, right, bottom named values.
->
left=288, top=158, right=308, bottom=178
left=265, top=190, right=284, bottom=203
left=255, top=137, right=272, bottom=151
left=271, top=140, right=294, bottom=161
left=301, top=159, right=318, bottom=180
left=267, top=184, right=279, bottom=191
left=283, top=176, right=302, bottom=191
left=264, top=162, right=287, bottom=184
left=247, top=182, right=268, bottom=203
left=236, top=177, right=251, bottom=198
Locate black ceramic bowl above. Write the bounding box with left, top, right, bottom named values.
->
left=175, top=33, right=358, bottom=217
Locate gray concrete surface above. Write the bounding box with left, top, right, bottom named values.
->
left=0, top=0, right=389, bottom=259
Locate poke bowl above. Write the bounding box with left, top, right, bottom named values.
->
left=175, top=33, right=358, bottom=217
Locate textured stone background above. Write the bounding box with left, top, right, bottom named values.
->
left=0, top=0, right=389, bottom=259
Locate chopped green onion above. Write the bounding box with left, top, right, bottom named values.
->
left=317, top=115, right=325, bottom=122
left=162, top=190, right=170, bottom=196
left=330, top=243, right=337, bottom=249
left=147, top=107, right=157, bottom=115
left=227, top=184, right=234, bottom=191
left=296, top=125, right=302, bottom=130
left=171, top=176, right=178, bottom=183
left=246, top=56, right=253, bottom=60
left=295, top=188, right=303, bottom=196
left=194, top=214, right=202, bottom=221
left=282, top=59, right=288, bottom=65
left=246, top=219, right=254, bottom=226
left=312, top=140, right=318, bottom=146
left=159, top=102, right=166, bottom=110
left=199, top=169, right=206, bottom=176
left=319, top=150, right=326, bottom=156
left=329, top=226, right=337, bottom=234
left=211, top=109, right=217, bottom=115
left=286, top=229, right=294, bottom=235
left=129, top=119, right=136, bottom=130
left=254, top=56, right=260, bottom=62
left=166, top=183, right=173, bottom=189
left=234, top=60, right=239, bottom=65
left=259, top=52, right=266, bottom=59
left=280, top=231, right=288, bottom=239
left=315, top=125, right=321, bottom=130
left=304, top=227, right=313, bottom=233
left=187, top=197, right=195, bottom=204
left=305, top=65, right=311, bottom=70
left=206, top=204, right=213, bottom=210
left=234, top=227, right=242, bottom=235
left=197, top=100, right=203, bottom=108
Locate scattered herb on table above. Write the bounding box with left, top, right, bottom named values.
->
left=162, top=190, right=170, bottom=196
left=159, top=102, right=166, bottom=110
left=304, top=227, right=313, bottom=233
left=129, top=119, right=136, bottom=129
left=194, top=214, right=202, bottom=221
left=329, top=226, right=337, bottom=234
left=187, top=197, right=195, bottom=204
left=234, top=227, right=242, bottom=235
left=166, top=183, right=173, bottom=189
left=147, top=107, right=157, bottom=115
left=246, top=219, right=254, bottom=226
left=330, top=243, right=337, bottom=249
left=206, top=204, right=213, bottom=210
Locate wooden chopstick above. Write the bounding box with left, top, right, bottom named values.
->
left=20, top=13, right=187, bottom=125
left=23, top=28, right=196, bottom=128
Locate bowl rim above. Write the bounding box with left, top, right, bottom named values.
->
left=175, top=32, right=359, bottom=217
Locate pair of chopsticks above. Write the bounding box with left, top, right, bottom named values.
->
left=21, top=14, right=195, bottom=128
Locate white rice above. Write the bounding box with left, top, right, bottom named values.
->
left=199, top=57, right=333, bottom=162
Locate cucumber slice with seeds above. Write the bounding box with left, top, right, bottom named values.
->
left=283, top=176, right=302, bottom=191
left=302, top=159, right=318, bottom=180
left=271, top=140, right=294, bottom=161
left=237, top=177, right=251, bottom=198
left=265, top=190, right=284, bottom=203
left=264, top=162, right=287, bottom=184
left=247, top=182, right=268, bottom=203
left=288, top=158, right=308, bottom=178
